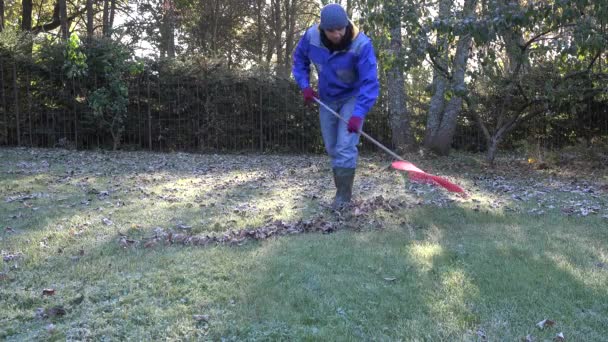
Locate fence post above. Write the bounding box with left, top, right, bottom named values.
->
left=0, top=58, right=7, bottom=145
left=259, top=84, right=263, bottom=152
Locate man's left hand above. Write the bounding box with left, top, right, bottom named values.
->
left=347, top=116, right=363, bottom=133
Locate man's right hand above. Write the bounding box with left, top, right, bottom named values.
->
left=302, top=87, right=318, bottom=105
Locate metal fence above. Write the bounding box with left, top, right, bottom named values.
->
left=0, top=55, right=606, bottom=154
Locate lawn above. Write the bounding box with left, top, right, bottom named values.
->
left=1, top=147, right=607, bottom=341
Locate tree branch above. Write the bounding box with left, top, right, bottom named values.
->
left=426, top=52, right=452, bottom=80
left=31, top=3, right=87, bottom=34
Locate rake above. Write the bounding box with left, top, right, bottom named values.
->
left=314, top=97, right=466, bottom=195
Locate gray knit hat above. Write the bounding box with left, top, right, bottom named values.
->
left=319, top=4, right=349, bottom=30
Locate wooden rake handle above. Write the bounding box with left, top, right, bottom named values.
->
left=313, top=97, right=404, bottom=162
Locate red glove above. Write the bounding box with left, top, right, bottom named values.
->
left=302, top=87, right=317, bottom=105
left=347, top=116, right=363, bottom=133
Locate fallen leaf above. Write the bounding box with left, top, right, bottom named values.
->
left=102, top=218, right=113, bottom=226
left=35, top=306, right=66, bottom=319
left=536, top=319, right=555, bottom=329
left=522, top=334, right=534, bottom=342
left=42, top=288, right=55, bottom=296
left=46, top=306, right=66, bottom=317
left=144, top=239, right=158, bottom=248
left=554, top=332, right=565, bottom=341
left=383, top=277, right=397, bottom=282
left=0, top=272, right=9, bottom=281
left=69, top=294, right=85, bottom=306
left=46, top=323, right=56, bottom=333
left=118, top=237, right=136, bottom=248
left=35, top=308, right=46, bottom=319
left=193, top=314, right=210, bottom=322
left=4, top=227, right=16, bottom=233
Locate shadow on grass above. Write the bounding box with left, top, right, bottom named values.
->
left=210, top=205, right=608, bottom=340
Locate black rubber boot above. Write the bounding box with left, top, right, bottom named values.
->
left=332, top=167, right=355, bottom=209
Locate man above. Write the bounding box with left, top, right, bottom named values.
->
left=292, top=3, right=380, bottom=209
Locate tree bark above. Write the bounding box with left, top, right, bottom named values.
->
left=428, top=28, right=473, bottom=154
left=386, top=0, right=413, bottom=151
left=22, top=0, right=32, bottom=31
left=86, top=0, right=94, bottom=38
left=255, top=0, right=264, bottom=63
left=109, top=0, right=116, bottom=34
left=423, top=0, right=450, bottom=147
left=12, top=61, right=20, bottom=146
left=425, top=0, right=477, bottom=155
left=59, top=0, right=68, bottom=39
left=271, top=0, right=283, bottom=74
left=102, top=0, right=109, bottom=36
left=346, top=0, right=353, bottom=18
left=0, top=59, right=7, bottom=144
left=165, top=0, right=176, bottom=58
left=0, top=0, right=5, bottom=32
left=281, top=0, right=297, bottom=77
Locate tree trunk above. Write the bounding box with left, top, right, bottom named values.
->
left=346, top=0, right=353, bottom=18
left=86, top=0, right=94, bottom=39
left=272, top=0, right=283, bottom=74
left=255, top=0, right=264, bottom=63
left=0, top=0, right=5, bottom=32
left=0, top=59, right=7, bottom=144
left=109, top=0, right=116, bottom=33
left=102, top=0, right=109, bottom=36
left=423, top=0, right=450, bottom=147
left=386, top=0, right=413, bottom=151
left=486, top=138, right=499, bottom=167
left=165, top=0, right=176, bottom=58
left=12, top=61, right=20, bottom=146
left=425, top=0, right=477, bottom=155
left=22, top=0, right=32, bottom=31
left=211, top=0, right=220, bottom=55
left=59, top=0, right=68, bottom=39
left=281, top=0, right=297, bottom=77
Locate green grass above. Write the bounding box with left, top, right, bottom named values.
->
left=1, top=147, right=607, bottom=341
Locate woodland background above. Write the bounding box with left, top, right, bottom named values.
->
left=0, top=0, right=606, bottom=165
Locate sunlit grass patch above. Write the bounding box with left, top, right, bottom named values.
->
left=1, top=147, right=607, bottom=341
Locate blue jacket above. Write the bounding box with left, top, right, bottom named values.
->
left=292, top=23, right=380, bottom=118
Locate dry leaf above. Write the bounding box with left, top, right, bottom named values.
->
left=554, top=332, right=565, bottom=341
left=36, top=306, right=66, bottom=319
left=46, top=306, right=66, bottom=317
left=522, top=334, right=534, bottom=342
left=193, top=314, right=210, bottom=322
left=383, top=277, right=397, bottom=282
left=536, top=319, right=555, bottom=329
left=144, top=239, right=158, bottom=248
left=42, top=288, right=55, bottom=296
left=118, top=237, right=136, bottom=248
left=102, top=218, right=113, bottom=226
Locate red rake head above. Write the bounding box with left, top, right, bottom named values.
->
left=391, top=161, right=466, bottom=195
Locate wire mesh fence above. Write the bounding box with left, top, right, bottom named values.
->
left=0, top=55, right=606, bottom=155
